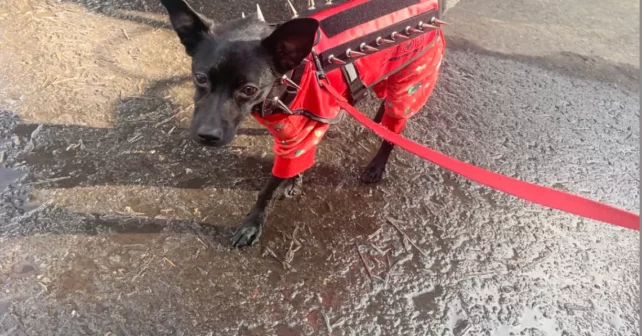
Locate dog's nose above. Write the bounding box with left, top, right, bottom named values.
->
left=197, top=128, right=223, bottom=143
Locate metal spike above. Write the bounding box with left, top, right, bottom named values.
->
left=431, top=17, right=449, bottom=25
left=359, top=43, right=379, bottom=53
left=325, top=0, right=333, bottom=5
left=286, top=0, right=299, bottom=18
left=328, top=55, right=346, bottom=65
left=256, top=4, right=265, bottom=22
left=273, top=97, right=294, bottom=114
left=346, top=48, right=366, bottom=58
left=308, top=0, right=316, bottom=10
left=418, top=21, right=439, bottom=30
left=390, top=32, right=409, bottom=40
left=241, top=12, right=246, bottom=18
left=281, top=75, right=301, bottom=90
left=405, top=26, right=422, bottom=34
left=376, top=37, right=395, bottom=45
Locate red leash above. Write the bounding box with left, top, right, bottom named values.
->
left=321, top=82, right=640, bottom=231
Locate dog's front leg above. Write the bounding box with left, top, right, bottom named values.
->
left=280, top=173, right=303, bottom=199
left=232, top=174, right=286, bottom=248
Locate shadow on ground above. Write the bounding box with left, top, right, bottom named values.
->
left=59, top=0, right=339, bottom=26
left=10, top=74, right=347, bottom=192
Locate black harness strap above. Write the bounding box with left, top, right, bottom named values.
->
left=280, top=62, right=306, bottom=107
left=341, top=63, right=369, bottom=105
left=319, top=0, right=420, bottom=37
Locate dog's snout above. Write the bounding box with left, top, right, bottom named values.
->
left=197, top=128, right=223, bottom=144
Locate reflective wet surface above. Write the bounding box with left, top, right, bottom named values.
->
left=0, top=0, right=639, bottom=335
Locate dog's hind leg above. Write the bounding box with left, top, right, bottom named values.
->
left=361, top=141, right=395, bottom=184
left=232, top=174, right=286, bottom=248
left=361, top=102, right=395, bottom=184
left=373, top=101, right=386, bottom=123
left=361, top=39, right=444, bottom=184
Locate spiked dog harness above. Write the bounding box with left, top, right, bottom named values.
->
left=245, top=2, right=641, bottom=234
left=252, top=0, right=446, bottom=178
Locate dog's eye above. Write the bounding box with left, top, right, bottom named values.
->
left=242, top=86, right=258, bottom=96
left=194, top=73, right=208, bottom=86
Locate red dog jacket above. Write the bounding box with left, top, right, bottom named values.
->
left=252, top=0, right=446, bottom=178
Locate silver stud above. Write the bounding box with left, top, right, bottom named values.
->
left=418, top=21, right=438, bottom=30
left=281, top=75, right=301, bottom=90
left=360, top=43, right=379, bottom=53
left=241, top=12, right=246, bottom=18
left=328, top=55, right=346, bottom=65
left=256, top=4, right=265, bottom=22
left=308, top=0, right=316, bottom=10
left=325, top=0, right=333, bottom=5
left=273, top=97, right=294, bottom=114
left=405, top=26, right=422, bottom=34
left=346, top=48, right=366, bottom=58
left=391, top=32, right=409, bottom=40
left=286, top=0, right=299, bottom=18
left=431, top=17, right=449, bottom=25
left=376, top=37, right=395, bottom=45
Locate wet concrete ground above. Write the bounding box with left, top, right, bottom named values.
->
left=0, top=0, right=639, bottom=335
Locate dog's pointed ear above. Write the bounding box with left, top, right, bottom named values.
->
left=261, top=18, right=319, bottom=73
left=160, top=0, right=213, bottom=56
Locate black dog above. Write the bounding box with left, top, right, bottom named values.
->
left=159, top=0, right=445, bottom=247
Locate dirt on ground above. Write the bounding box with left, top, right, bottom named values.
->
left=0, top=0, right=639, bottom=335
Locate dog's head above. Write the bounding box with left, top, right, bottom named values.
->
left=160, top=0, right=319, bottom=147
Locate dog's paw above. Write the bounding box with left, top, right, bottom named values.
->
left=281, top=174, right=303, bottom=199
left=360, top=163, right=386, bottom=184
left=232, top=220, right=263, bottom=248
